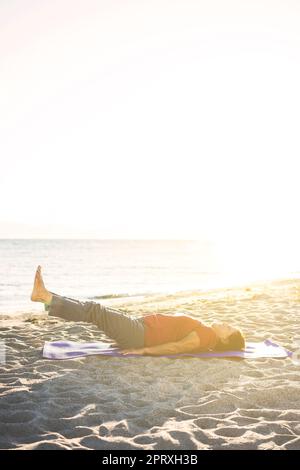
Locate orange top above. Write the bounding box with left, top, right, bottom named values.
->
left=143, top=314, right=217, bottom=351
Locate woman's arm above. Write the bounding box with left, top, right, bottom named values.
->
left=144, top=331, right=200, bottom=355
left=122, top=331, right=201, bottom=356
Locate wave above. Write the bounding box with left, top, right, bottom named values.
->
left=91, top=292, right=160, bottom=300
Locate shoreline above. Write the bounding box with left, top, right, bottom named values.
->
left=1, top=276, right=299, bottom=325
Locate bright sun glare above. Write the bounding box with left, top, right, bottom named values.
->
left=0, top=0, right=299, bottom=279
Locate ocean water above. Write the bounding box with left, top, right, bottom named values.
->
left=0, top=239, right=298, bottom=315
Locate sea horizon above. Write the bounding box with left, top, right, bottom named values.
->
left=0, top=238, right=299, bottom=315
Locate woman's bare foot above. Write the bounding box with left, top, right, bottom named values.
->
left=30, top=266, right=52, bottom=304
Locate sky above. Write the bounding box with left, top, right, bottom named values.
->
left=0, top=0, right=299, bottom=267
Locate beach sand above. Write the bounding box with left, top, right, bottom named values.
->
left=1, top=278, right=300, bottom=450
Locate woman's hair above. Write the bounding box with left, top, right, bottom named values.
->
left=214, top=330, right=245, bottom=351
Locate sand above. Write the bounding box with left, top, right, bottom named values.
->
left=1, top=278, right=300, bottom=450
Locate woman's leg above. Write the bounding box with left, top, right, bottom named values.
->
left=31, top=266, right=144, bottom=349
left=48, top=293, right=145, bottom=349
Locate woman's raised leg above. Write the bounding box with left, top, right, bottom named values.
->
left=30, top=266, right=144, bottom=349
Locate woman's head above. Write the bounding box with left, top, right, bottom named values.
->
left=211, top=322, right=245, bottom=351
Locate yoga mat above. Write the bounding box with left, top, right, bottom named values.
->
left=43, top=339, right=292, bottom=360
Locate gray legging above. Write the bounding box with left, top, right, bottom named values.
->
left=47, top=293, right=145, bottom=349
